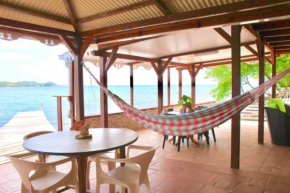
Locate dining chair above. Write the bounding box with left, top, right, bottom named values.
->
left=23, top=131, right=68, bottom=164
left=95, top=145, right=158, bottom=193
left=6, top=152, right=79, bottom=193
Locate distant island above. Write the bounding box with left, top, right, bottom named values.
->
left=0, top=81, right=58, bottom=87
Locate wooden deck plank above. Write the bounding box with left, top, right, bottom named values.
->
left=0, top=111, right=55, bottom=164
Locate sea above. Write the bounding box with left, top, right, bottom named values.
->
left=0, top=85, right=216, bottom=130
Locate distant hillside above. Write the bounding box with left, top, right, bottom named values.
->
left=0, top=81, right=58, bottom=87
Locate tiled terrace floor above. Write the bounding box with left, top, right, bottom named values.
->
left=1, top=120, right=290, bottom=192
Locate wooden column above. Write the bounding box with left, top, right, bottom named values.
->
left=258, top=38, right=265, bottom=144
left=271, top=49, right=277, bottom=98
left=167, top=68, right=171, bottom=106
left=73, top=33, right=85, bottom=121
left=191, top=64, right=196, bottom=108
left=158, top=60, right=163, bottom=114
left=178, top=69, right=182, bottom=99
left=69, top=63, right=75, bottom=125
left=56, top=97, right=63, bottom=131
left=130, top=65, right=134, bottom=106
left=100, top=55, right=108, bottom=127
left=231, top=25, right=241, bottom=169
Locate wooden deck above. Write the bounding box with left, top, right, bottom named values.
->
left=0, top=111, right=55, bottom=164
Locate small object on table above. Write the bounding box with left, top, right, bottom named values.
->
left=75, top=124, right=92, bottom=139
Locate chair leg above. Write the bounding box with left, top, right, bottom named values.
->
left=162, top=135, right=167, bottom=149
left=74, top=182, right=79, bottom=193
left=173, top=136, right=176, bottom=145
left=187, top=136, right=190, bottom=147
left=128, top=184, right=139, bottom=193
left=107, top=162, right=116, bottom=193
left=182, top=138, right=184, bottom=143
left=86, top=160, right=91, bottom=189
left=21, top=184, right=28, bottom=193
left=211, top=128, right=216, bottom=142
left=96, top=182, right=101, bottom=193
left=177, top=137, right=181, bottom=152
left=204, top=131, right=210, bottom=145
left=144, top=177, right=152, bottom=193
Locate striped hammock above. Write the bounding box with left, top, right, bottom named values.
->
left=84, top=65, right=290, bottom=136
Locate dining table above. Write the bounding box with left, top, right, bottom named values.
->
left=23, top=128, right=138, bottom=193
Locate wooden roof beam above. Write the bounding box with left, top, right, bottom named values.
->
left=0, top=17, right=76, bottom=37
left=243, top=25, right=273, bottom=51
left=0, top=1, right=71, bottom=24
left=252, top=20, right=290, bottom=31
left=265, top=35, right=290, bottom=43
left=81, top=1, right=290, bottom=37
left=270, top=41, right=290, bottom=47
left=275, top=46, right=290, bottom=50
left=153, top=0, right=174, bottom=15
left=63, top=0, right=78, bottom=31
left=58, top=34, right=77, bottom=56
left=77, top=0, right=155, bottom=24
left=105, top=47, right=119, bottom=71
left=97, top=35, right=163, bottom=50
left=93, top=51, right=155, bottom=63
left=260, top=29, right=290, bottom=37
left=159, top=41, right=256, bottom=59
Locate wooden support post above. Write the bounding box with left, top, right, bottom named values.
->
left=258, top=37, right=265, bottom=144
left=271, top=49, right=277, bottom=98
left=130, top=64, right=134, bottom=106
left=158, top=60, right=163, bottom=114
left=191, top=64, right=196, bottom=108
left=69, top=63, right=75, bottom=125
left=178, top=69, right=182, bottom=99
left=56, top=97, right=63, bottom=131
left=167, top=68, right=171, bottom=106
left=100, top=55, right=108, bottom=127
left=231, top=25, right=241, bottom=169
left=74, top=33, right=85, bottom=121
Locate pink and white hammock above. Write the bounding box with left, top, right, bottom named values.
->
left=84, top=65, right=290, bottom=136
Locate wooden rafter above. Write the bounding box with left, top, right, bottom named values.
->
left=0, top=26, right=60, bottom=42
left=58, top=34, right=77, bottom=56
left=97, top=35, right=163, bottom=50
left=214, top=28, right=232, bottom=44
left=94, top=51, right=155, bottom=63
left=78, top=0, right=155, bottom=24
left=81, top=1, right=290, bottom=37
left=0, top=1, right=71, bottom=24
left=62, top=0, right=78, bottom=31
left=105, top=47, right=119, bottom=71
left=153, top=0, right=174, bottom=15
left=150, top=62, right=159, bottom=75
left=160, top=57, right=172, bottom=75
left=243, top=25, right=272, bottom=51
left=260, top=29, right=290, bottom=37
left=245, top=44, right=272, bottom=64
left=0, top=18, right=76, bottom=37
left=275, top=46, right=290, bottom=50
left=80, top=35, right=93, bottom=56
left=270, top=41, right=290, bottom=47
left=252, top=20, right=290, bottom=31
left=159, top=41, right=256, bottom=59
left=195, top=63, right=203, bottom=77
left=265, top=36, right=290, bottom=42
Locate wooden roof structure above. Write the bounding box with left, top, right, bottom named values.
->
left=1, top=0, right=290, bottom=182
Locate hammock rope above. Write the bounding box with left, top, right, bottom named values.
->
left=83, top=64, right=290, bottom=136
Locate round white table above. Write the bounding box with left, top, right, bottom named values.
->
left=23, top=128, right=138, bottom=192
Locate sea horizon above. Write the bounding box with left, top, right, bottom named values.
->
left=0, top=84, right=216, bottom=130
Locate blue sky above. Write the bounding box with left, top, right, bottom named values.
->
left=0, top=39, right=216, bottom=86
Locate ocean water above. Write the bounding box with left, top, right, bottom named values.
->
left=0, top=85, right=215, bottom=130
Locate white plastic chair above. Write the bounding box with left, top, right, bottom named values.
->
left=86, top=150, right=120, bottom=192
left=6, top=152, right=79, bottom=193
left=95, top=145, right=159, bottom=193
left=23, top=131, right=68, bottom=164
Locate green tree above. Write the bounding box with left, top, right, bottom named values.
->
left=205, top=54, right=290, bottom=101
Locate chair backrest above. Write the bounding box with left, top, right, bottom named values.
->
left=7, top=153, right=44, bottom=190
left=127, top=146, right=158, bottom=183
left=23, top=131, right=54, bottom=141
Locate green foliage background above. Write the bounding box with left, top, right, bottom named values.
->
left=205, top=54, right=290, bottom=101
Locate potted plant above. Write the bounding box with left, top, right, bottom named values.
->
left=178, top=95, right=193, bottom=112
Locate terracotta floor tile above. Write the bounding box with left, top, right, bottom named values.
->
left=232, top=184, right=263, bottom=193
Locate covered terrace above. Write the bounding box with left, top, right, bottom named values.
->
left=1, top=0, right=290, bottom=192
